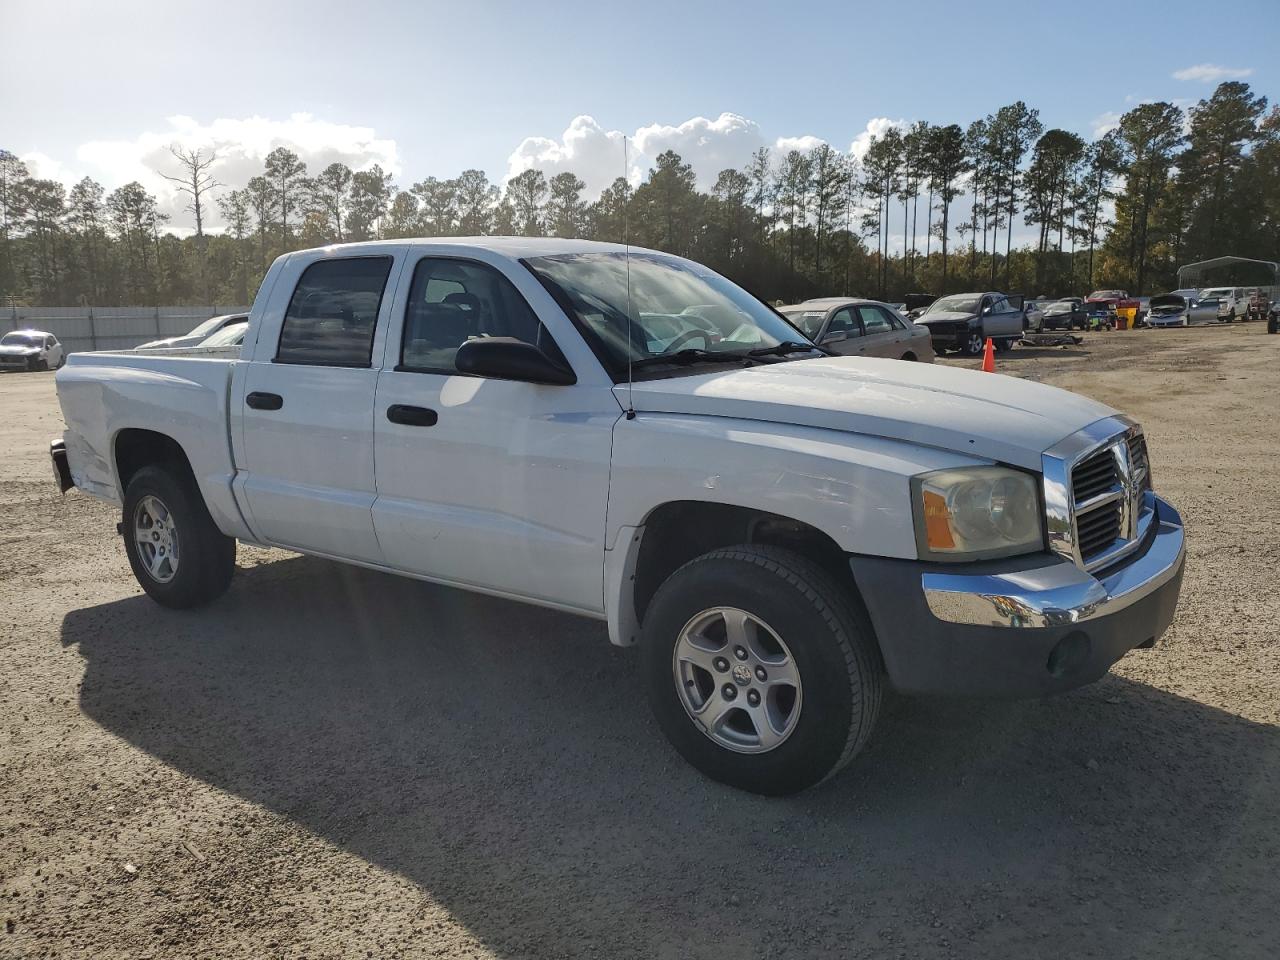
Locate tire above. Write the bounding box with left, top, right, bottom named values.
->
left=36, top=358, right=49, bottom=372
left=963, top=331, right=985, bottom=356
left=641, top=545, right=882, bottom=795
left=122, top=464, right=235, bottom=608
left=1268, top=316, right=1277, bottom=334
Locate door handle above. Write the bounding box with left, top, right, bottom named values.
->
left=386, top=404, right=438, bottom=427
left=246, top=391, right=283, bottom=410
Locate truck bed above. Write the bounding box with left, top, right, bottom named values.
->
left=55, top=350, right=252, bottom=539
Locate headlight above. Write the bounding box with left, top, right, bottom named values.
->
left=912, top=466, right=1043, bottom=561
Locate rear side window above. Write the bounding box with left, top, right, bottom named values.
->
left=399, top=257, right=560, bottom=374
left=276, top=256, right=393, bottom=366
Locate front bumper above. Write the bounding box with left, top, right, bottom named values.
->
left=849, top=495, right=1185, bottom=697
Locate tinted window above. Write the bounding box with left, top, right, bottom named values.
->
left=400, top=257, right=557, bottom=374
left=988, top=297, right=1010, bottom=314
left=857, top=306, right=893, bottom=335
left=276, top=257, right=393, bottom=367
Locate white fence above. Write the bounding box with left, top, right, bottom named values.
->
left=2, top=305, right=250, bottom=354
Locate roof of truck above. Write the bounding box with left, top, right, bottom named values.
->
left=292, top=237, right=646, bottom=260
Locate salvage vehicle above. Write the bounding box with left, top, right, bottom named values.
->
left=0, top=329, right=65, bottom=371
left=1245, top=289, right=1270, bottom=322
left=50, top=238, right=1187, bottom=795
left=1042, top=299, right=1086, bottom=331
left=1146, top=293, right=1210, bottom=327
left=915, top=291, right=1025, bottom=355
left=1198, top=287, right=1246, bottom=321
left=778, top=298, right=934, bottom=361
left=1022, top=299, right=1047, bottom=333
left=1085, top=301, right=1117, bottom=330
left=136, top=312, right=248, bottom=350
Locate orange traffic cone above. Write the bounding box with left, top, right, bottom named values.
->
left=981, top=337, right=996, bottom=373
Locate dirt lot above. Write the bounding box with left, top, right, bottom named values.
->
left=2, top=325, right=1278, bottom=959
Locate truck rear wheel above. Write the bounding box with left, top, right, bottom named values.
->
left=122, top=465, right=235, bottom=608
left=641, top=545, right=882, bottom=795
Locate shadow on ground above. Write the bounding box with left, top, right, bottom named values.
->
left=62, top=555, right=1279, bottom=958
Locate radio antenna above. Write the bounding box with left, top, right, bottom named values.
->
left=624, top=135, right=635, bottom=420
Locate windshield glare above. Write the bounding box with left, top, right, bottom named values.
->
left=1, top=333, right=40, bottom=347
left=525, top=252, right=810, bottom=373
left=926, top=295, right=980, bottom=314
left=201, top=323, right=247, bottom=347
left=1045, top=303, right=1071, bottom=314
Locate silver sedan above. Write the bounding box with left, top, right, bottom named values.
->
left=779, top=298, right=935, bottom=362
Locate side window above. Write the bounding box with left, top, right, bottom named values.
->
left=277, top=257, right=393, bottom=367
left=828, top=307, right=861, bottom=337
left=45, top=336, right=54, bottom=348
left=988, top=296, right=1010, bottom=314
left=856, top=306, right=893, bottom=335
left=885, top=310, right=907, bottom=331
left=400, top=257, right=560, bottom=374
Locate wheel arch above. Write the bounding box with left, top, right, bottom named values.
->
left=113, top=428, right=197, bottom=494
left=606, top=500, right=875, bottom=654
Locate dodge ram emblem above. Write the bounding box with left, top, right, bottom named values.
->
left=732, top=664, right=752, bottom=685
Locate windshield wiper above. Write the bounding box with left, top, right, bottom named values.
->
left=748, top=340, right=822, bottom=358
left=629, top=348, right=759, bottom=369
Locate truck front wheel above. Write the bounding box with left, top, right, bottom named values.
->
left=641, top=545, right=882, bottom=795
left=122, top=465, right=235, bottom=608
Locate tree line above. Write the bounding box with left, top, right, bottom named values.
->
left=1, top=81, right=1276, bottom=309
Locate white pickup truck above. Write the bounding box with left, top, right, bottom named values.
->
left=51, top=238, right=1187, bottom=795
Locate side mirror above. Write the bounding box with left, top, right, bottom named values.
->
left=981, top=305, right=993, bottom=316
left=819, top=330, right=848, bottom=345
left=454, top=337, right=576, bottom=385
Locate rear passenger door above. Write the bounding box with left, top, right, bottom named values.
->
left=235, top=250, right=404, bottom=562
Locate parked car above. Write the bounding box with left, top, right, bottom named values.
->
left=0, top=329, right=65, bottom=372
left=1198, top=287, right=1247, bottom=321
left=136, top=312, right=248, bottom=350
left=1146, top=292, right=1221, bottom=327
left=902, top=293, right=938, bottom=320
left=778, top=298, right=934, bottom=362
left=51, top=237, right=1187, bottom=796
left=1042, top=299, right=1086, bottom=330
left=197, top=320, right=248, bottom=348
left=1269, top=301, right=1279, bottom=334
left=1244, top=289, right=1270, bottom=322
left=914, top=291, right=1025, bottom=354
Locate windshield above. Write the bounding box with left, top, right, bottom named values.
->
left=201, top=323, right=247, bottom=347
left=1200, top=288, right=1231, bottom=298
left=1087, top=290, right=1123, bottom=300
left=524, top=252, right=812, bottom=375
left=1045, top=302, right=1072, bottom=314
left=925, top=295, right=981, bottom=315
left=1, top=333, right=40, bottom=347
left=778, top=308, right=829, bottom=339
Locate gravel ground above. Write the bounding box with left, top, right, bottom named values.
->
left=2, top=325, right=1278, bottom=959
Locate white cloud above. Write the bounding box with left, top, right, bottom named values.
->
left=506, top=113, right=834, bottom=199
left=1092, top=111, right=1123, bottom=137
left=19, top=151, right=80, bottom=185
left=506, top=115, right=638, bottom=198
left=848, top=117, right=908, bottom=160
left=37, top=113, right=401, bottom=231
left=1172, top=63, right=1254, bottom=83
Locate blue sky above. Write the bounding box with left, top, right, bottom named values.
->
left=2, top=0, right=1275, bottom=231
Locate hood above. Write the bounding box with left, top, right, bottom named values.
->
left=1148, top=294, right=1186, bottom=311
left=618, top=356, right=1116, bottom=470
left=0, top=345, right=39, bottom=356
left=916, top=310, right=976, bottom=326
left=137, top=334, right=204, bottom=350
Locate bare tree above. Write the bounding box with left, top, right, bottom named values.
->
left=160, top=145, right=220, bottom=299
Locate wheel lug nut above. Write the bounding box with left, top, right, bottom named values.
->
left=734, top=646, right=748, bottom=661
left=747, top=690, right=761, bottom=706
left=713, top=657, right=729, bottom=672
left=755, top=666, right=767, bottom=682
left=722, top=684, right=737, bottom=701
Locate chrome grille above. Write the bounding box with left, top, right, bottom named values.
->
left=1044, top=418, right=1156, bottom=574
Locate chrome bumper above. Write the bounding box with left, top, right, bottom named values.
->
left=922, top=495, right=1185, bottom=628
